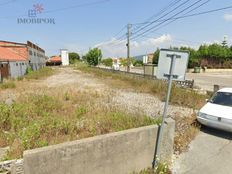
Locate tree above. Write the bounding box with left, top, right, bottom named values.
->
left=133, top=59, right=143, bottom=66
left=85, top=48, right=102, bottom=66
left=101, top=58, right=113, bottom=67
left=69, top=52, right=80, bottom=64
left=222, top=36, right=228, bottom=48
left=152, top=48, right=160, bottom=64
left=180, top=46, right=199, bottom=68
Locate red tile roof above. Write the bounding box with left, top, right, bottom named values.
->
left=0, top=47, right=27, bottom=61
left=49, top=56, right=61, bottom=62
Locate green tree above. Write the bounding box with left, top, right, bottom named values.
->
left=180, top=46, right=199, bottom=68
left=85, top=48, right=102, bottom=66
left=69, top=52, right=80, bottom=64
left=133, top=60, right=143, bottom=66
left=152, top=48, right=160, bottom=64
left=101, top=58, right=113, bottom=67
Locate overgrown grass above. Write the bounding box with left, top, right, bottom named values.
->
left=0, top=90, right=159, bottom=160
left=133, top=163, right=171, bottom=174
left=0, top=81, right=16, bottom=89
left=25, top=67, right=54, bottom=80
left=173, top=114, right=201, bottom=154
left=75, top=63, right=206, bottom=156
left=75, top=63, right=207, bottom=109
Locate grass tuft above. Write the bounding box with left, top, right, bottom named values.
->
left=0, top=81, right=16, bottom=89
left=25, top=67, right=54, bottom=80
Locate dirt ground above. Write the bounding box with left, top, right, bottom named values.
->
left=41, top=67, right=194, bottom=118
left=0, top=67, right=195, bottom=160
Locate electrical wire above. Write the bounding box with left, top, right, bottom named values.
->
left=43, top=0, right=111, bottom=14
left=134, top=0, right=211, bottom=40
left=0, top=0, right=16, bottom=6
left=131, top=0, right=206, bottom=41
left=131, top=0, right=192, bottom=37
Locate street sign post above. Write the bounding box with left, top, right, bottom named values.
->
left=152, top=49, right=189, bottom=168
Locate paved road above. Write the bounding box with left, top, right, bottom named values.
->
left=173, top=127, right=232, bottom=174
left=128, top=67, right=232, bottom=91
left=186, top=72, right=232, bottom=91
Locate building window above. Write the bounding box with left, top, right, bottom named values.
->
left=29, top=50, right=33, bottom=55
left=34, top=52, right=36, bottom=56
left=22, top=63, right=24, bottom=65
left=16, top=63, right=18, bottom=66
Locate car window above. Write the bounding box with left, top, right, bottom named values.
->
left=210, top=92, right=232, bottom=107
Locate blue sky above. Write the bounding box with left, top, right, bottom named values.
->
left=0, top=0, right=232, bottom=57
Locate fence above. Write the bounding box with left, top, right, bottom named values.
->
left=94, top=67, right=194, bottom=88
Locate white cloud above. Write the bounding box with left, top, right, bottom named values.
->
left=95, top=34, right=172, bottom=58
left=141, top=34, right=172, bottom=46
left=223, top=14, right=232, bottom=21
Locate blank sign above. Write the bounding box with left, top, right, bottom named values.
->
left=156, top=49, right=189, bottom=81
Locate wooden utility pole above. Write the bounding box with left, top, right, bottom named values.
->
left=126, top=23, right=132, bottom=72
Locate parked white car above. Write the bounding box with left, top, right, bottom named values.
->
left=197, top=88, right=232, bottom=132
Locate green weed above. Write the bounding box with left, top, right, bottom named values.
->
left=25, top=67, right=54, bottom=80
left=0, top=81, right=16, bottom=89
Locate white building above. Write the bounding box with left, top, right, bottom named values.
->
left=61, top=49, right=69, bottom=66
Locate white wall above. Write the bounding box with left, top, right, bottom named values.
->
left=61, top=49, right=69, bottom=66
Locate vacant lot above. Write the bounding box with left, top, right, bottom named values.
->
left=0, top=67, right=160, bottom=160
left=0, top=66, right=204, bottom=161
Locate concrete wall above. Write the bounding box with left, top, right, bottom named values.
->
left=9, top=61, right=28, bottom=78
left=28, top=47, right=46, bottom=71
left=187, top=68, right=232, bottom=73
left=23, top=118, right=175, bottom=174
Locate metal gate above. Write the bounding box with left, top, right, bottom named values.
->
left=0, top=63, right=9, bottom=78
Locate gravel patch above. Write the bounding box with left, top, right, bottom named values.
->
left=111, top=91, right=194, bottom=119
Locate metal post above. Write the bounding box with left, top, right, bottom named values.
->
left=126, top=24, right=131, bottom=72
left=152, top=54, right=177, bottom=168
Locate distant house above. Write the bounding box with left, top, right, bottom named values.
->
left=0, top=40, right=46, bottom=79
left=46, top=56, right=62, bottom=66
left=133, top=53, right=153, bottom=64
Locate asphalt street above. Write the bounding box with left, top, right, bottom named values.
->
left=173, top=127, right=232, bottom=174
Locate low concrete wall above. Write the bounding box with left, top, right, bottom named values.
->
left=187, top=68, right=232, bottom=73
left=23, top=118, right=175, bottom=174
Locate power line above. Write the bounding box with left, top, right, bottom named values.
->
left=135, top=0, right=211, bottom=40
left=43, top=0, right=112, bottom=14
left=165, top=4, right=232, bottom=20
left=0, top=0, right=112, bottom=20
left=111, top=0, right=189, bottom=47
left=112, top=25, right=127, bottom=38
left=107, top=3, right=232, bottom=50
left=131, top=0, right=206, bottom=41
left=132, top=0, right=192, bottom=37
left=0, top=0, right=16, bottom=6
left=131, top=0, right=183, bottom=30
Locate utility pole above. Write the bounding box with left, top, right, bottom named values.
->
left=126, top=23, right=132, bottom=72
